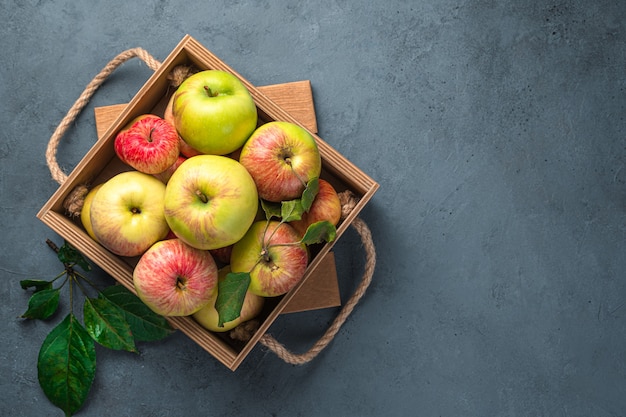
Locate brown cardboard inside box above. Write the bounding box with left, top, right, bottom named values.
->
left=37, top=35, right=378, bottom=370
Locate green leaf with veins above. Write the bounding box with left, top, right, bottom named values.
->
left=215, top=272, right=251, bottom=327
left=21, top=288, right=60, bottom=320
left=84, top=296, right=137, bottom=353
left=260, top=199, right=282, bottom=220
left=281, top=199, right=305, bottom=222
left=57, top=242, right=91, bottom=271
left=99, top=285, right=174, bottom=342
left=301, top=177, right=319, bottom=212
left=301, top=221, right=337, bottom=245
left=37, top=313, right=96, bottom=417
left=20, top=279, right=53, bottom=292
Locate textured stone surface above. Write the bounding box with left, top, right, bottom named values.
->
left=1, top=1, right=625, bottom=416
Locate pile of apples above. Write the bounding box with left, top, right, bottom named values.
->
left=80, top=69, right=342, bottom=332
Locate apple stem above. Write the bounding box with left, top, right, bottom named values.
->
left=195, top=189, right=209, bottom=204
left=260, top=248, right=271, bottom=263
left=176, top=276, right=186, bottom=290
left=131, top=207, right=141, bottom=214
left=204, top=85, right=217, bottom=97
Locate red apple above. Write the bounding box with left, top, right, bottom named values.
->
left=230, top=220, right=309, bottom=297
left=239, top=121, right=322, bottom=202
left=133, top=238, right=218, bottom=316
left=192, top=266, right=265, bottom=332
left=209, top=245, right=233, bottom=265
left=153, top=155, right=187, bottom=184
left=290, top=179, right=342, bottom=237
left=114, top=114, right=180, bottom=174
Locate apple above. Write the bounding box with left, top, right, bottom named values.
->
left=192, top=266, right=265, bottom=332
left=290, top=179, right=342, bottom=237
left=163, top=94, right=202, bottom=157
left=133, top=238, right=218, bottom=316
left=239, top=121, right=322, bottom=202
left=153, top=155, right=187, bottom=184
left=164, top=155, right=259, bottom=250
left=230, top=220, right=309, bottom=297
left=79, top=183, right=103, bottom=242
left=90, top=171, right=170, bottom=257
left=209, top=244, right=233, bottom=265
left=114, top=114, right=180, bottom=174
left=171, top=69, right=258, bottom=155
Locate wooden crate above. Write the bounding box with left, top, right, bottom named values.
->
left=37, top=35, right=379, bottom=370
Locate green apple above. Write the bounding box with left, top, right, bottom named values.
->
left=171, top=69, right=258, bottom=155
left=238, top=121, right=322, bottom=202
left=89, top=171, right=170, bottom=257
left=192, top=265, right=265, bottom=332
left=80, top=183, right=103, bottom=242
left=164, top=155, right=259, bottom=250
left=230, top=220, right=309, bottom=297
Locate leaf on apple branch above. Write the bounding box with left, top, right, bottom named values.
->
left=215, top=272, right=251, bottom=328
left=260, top=199, right=282, bottom=220
left=301, top=177, right=319, bottom=212
left=19, top=240, right=175, bottom=416
left=301, top=221, right=337, bottom=246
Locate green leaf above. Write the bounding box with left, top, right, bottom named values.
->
left=301, top=177, right=319, bottom=212
left=84, top=297, right=137, bottom=353
left=20, top=279, right=53, bottom=292
left=100, top=285, right=174, bottom=342
left=260, top=199, right=281, bottom=220
left=20, top=288, right=60, bottom=320
left=215, top=272, right=251, bottom=328
left=301, top=221, right=337, bottom=245
left=57, top=242, right=91, bottom=272
left=281, top=199, right=305, bottom=222
left=38, top=313, right=96, bottom=417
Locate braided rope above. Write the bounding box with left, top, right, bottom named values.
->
left=45, top=48, right=161, bottom=186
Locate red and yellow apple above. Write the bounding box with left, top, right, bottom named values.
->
left=192, top=266, right=265, bottom=332
left=89, top=171, right=170, bottom=257
left=163, top=155, right=259, bottom=250
left=239, top=121, right=322, bottom=202
left=114, top=114, right=180, bottom=174
left=171, top=70, right=258, bottom=155
left=230, top=220, right=309, bottom=297
left=290, top=179, right=342, bottom=237
left=133, top=238, right=218, bottom=316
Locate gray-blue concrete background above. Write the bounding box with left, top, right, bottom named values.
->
left=2, top=1, right=625, bottom=416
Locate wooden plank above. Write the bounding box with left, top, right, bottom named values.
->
left=93, top=81, right=339, bottom=315
left=94, top=80, right=317, bottom=139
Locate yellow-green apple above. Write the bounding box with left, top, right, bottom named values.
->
left=79, top=183, right=103, bottom=242
left=114, top=114, right=180, bottom=174
left=163, top=93, right=202, bottom=157
left=192, top=266, right=265, bottom=332
left=171, top=69, right=258, bottom=155
left=239, top=121, right=322, bottom=202
left=290, top=179, right=342, bottom=237
left=90, top=171, right=169, bottom=257
left=164, top=155, right=259, bottom=250
left=230, top=220, right=309, bottom=297
left=133, top=238, right=218, bottom=316
left=153, top=155, right=187, bottom=184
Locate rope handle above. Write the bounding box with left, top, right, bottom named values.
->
left=45, top=47, right=376, bottom=365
